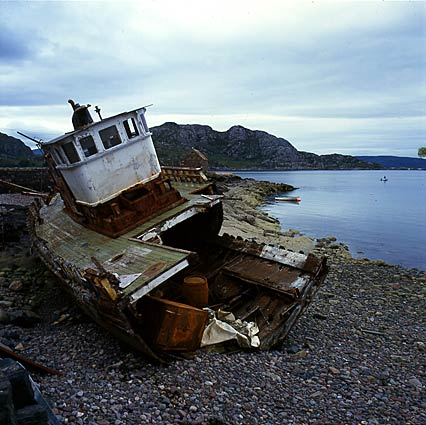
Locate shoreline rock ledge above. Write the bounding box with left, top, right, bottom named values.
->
left=213, top=174, right=317, bottom=254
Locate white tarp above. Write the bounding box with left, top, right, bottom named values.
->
left=201, top=309, right=260, bottom=348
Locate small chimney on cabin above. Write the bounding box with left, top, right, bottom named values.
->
left=68, top=99, right=94, bottom=130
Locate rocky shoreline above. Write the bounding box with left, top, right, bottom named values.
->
left=0, top=177, right=425, bottom=424
left=214, top=174, right=316, bottom=254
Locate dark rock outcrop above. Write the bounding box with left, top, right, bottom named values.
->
left=0, top=134, right=44, bottom=167
left=151, top=123, right=381, bottom=170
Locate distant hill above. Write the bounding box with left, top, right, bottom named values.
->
left=0, top=132, right=44, bottom=167
left=357, top=156, right=426, bottom=169
left=32, top=148, right=43, bottom=156
left=0, top=127, right=387, bottom=170
left=151, top=123, right=381, bottom=170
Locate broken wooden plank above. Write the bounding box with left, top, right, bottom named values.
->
left=0, top=342, right=61, bottom=376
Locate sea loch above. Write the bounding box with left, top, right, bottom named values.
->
left=234, top=170, right=426, bottom=270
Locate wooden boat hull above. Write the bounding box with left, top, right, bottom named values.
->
left=30, top=199, right=327, bottom=362
left=28, top=182, right=327, bottom=363
left=27, top=99, right=328, bottom=362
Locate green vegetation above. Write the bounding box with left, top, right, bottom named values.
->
left=418, top=147, right=426, bottom=158
left=207, top=154, right=261, bottom=169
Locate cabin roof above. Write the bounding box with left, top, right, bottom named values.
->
left=44, top=106, right=148, bottom=146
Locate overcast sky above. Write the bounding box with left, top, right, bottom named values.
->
left=0, top=1, right=425, bottom=157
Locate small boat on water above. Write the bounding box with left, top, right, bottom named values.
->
left=27, top=99, right=327, bottom=363
left=275, top=196, right=301, bottom=202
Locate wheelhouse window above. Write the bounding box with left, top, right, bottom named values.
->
left=79, top=135, right=98, bottom=157
left=99, top=125, right=122, bottom=149
left=62, top=142, right=80, bottom=164
left=123, top=118, right=139, bottom=139
left=54, top=147, right=66, bottom=164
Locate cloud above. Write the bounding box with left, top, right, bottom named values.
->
left=0, top=28, right=31, bottom=61
left=0, top=0, right=424, bottom=157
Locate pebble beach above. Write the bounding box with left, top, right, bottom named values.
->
left=0, top=177, right=425, bottom=424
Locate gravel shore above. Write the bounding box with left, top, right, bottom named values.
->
left=0, top=178, right=425, bottom=425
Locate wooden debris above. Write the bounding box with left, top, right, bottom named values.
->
left=0, top=342, right=61, bottom=375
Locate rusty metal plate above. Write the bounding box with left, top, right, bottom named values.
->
left=223, top=256, right=307, bottom=298
left=142, top=296, right=209, bottom=351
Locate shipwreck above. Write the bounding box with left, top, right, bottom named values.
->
left=28, top=100, right=328, bottom=362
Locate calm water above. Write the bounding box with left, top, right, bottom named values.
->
left=233, top=170, right=426, bottom=270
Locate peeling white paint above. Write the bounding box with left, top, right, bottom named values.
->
left=290, top=276, right=307, bottom=291
left=130, top=259, right=189, bottom=302
left=119, top=273, right=143, bottom=289
left=260, top=246, right=307, bottom=269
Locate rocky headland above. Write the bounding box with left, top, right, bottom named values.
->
left=151, top=123, right=382, bottom=170
left=0, top=176, right=424, bottom=424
